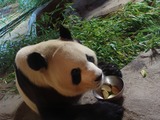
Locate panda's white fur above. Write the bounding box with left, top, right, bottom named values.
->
left=15, top=39, right=103, bottom=114
left=15, top=26, right=123, bottom=120
left=15, top=39, right=102, bottom=95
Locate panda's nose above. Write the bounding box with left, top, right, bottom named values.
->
left=95, top=74, right=102, bottom=82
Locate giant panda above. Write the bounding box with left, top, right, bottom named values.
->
left=15, top=25, right=123, bottom=120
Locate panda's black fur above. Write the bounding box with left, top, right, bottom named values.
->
left=15, top=26, right=124, bottom=120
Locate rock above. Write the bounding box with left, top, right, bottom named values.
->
left=122, top=49, right=160, bottom=120
left=86, top=0, right=143, bottom=19
left=0, top=94, right=22, bottom=120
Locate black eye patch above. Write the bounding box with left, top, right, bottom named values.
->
left=86, top=54, right=95, bottom=63
left=71, top=68, right=81, bottom=85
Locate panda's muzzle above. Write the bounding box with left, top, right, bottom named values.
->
left=95, top=74, right=102, bottom=82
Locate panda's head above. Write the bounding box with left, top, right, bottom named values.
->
left=15, top=25, right=103, bottom=97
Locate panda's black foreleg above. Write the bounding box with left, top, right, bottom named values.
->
left=98, top=61, right=122, bottom=78
left=38, top=101, right=124, bottom=120
left=38, top=106, right=69, bottom=120
left=71, top=101, right=124, bottom=120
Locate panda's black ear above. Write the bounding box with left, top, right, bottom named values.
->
left=59, top=25, right=73, bottom=41
left=27, top=52, right=47, bottom=71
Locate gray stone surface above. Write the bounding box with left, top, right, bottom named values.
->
left=122, top=50, right=160, bottom=120
left=0, top=95, right=22, bottom=120
left=86, top=0, right=143, bottom=19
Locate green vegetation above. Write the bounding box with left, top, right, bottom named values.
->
left=18, top=0, right=50, bottom=9
left=63, top=0, right=160, bottom=67
left=0, top=72, right=17, bottom=93
left=0, top=0, right=17, bottom=8
left=0, top=0, right=160, bottom=79
left=0, top=0, right=50, bottom=9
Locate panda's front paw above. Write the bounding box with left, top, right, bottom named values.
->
left=98, top=62, right=122, bottom=78
left=93, top=101, right=124, bottom=120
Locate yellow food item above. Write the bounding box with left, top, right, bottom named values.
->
left=102, top=90, right=109, bottom=99
left=140, top=69, right=147, bottom=78
left=111, top=86, right=120, bottom=94
left=101, top=84, right=120, bottom=99
left=101, top=84, right=111, bottom=92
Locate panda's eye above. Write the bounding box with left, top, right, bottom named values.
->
left=86, top=55, right=95, bottom=63
left=71, top=68, right=81, bottom=85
